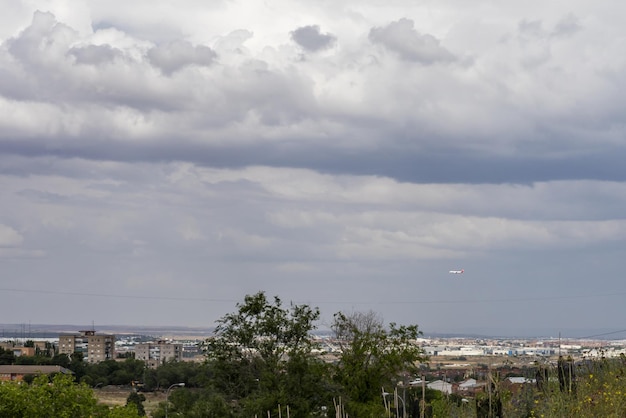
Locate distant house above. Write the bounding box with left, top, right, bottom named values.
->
left=506, top=377, right=535, bottom=385
left=0, top=365, right=73, bottom=382
left=0, top=344, right=36, bottom=357
left=427, top=380, right=454, bottom=395
left=457, top=378, right=486, bottom=395
left=501, top=376, right=537, bottom=394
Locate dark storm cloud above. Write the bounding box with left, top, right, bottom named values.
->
left=368, top=18, right=455, bottom=64
left=2, top=10, right=622, bottom=187
left=147, top=40, right=217, bottom=75
left=2, top=134, right=626, bottom=185
left=290, top=25, right=337, bottom=52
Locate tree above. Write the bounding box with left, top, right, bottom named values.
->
left=51, top=353, right=71, bottom=368
left=331, top=310, right=427, bottom=416
left=67, top=351, right=87, bottom=382
left=126, top=391, right=146, bottom=416
left=150, top=388, right=234, bottom=418
left=0, top=346, right=16, bottom=365
left=204, top=291, right=330, bottom=417
left=0, top=373, right=142, bottom=417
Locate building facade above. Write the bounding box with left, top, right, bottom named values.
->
left=135, top=340, right=183, bottom=368
left=58, top=330, right=115, bottom=363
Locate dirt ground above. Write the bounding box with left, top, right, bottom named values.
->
left=95, top=387, right=166, bottom=417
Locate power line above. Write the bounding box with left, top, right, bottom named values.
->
left=577, top=328, right=626, bottom=339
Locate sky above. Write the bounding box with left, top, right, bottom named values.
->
left=1, top=0, right=626, bottom=338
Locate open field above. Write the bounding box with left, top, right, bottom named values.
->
left=95, top=387, right=166, bottom=417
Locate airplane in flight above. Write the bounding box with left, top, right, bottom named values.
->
left=449, top=269, right=464, bottom=274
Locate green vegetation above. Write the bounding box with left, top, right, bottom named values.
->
left=0, top=373, right=141, bottom=417
left=203, top=291, right=335, bottom=417
left=332, top=310, right=427, bottom=416
left=522, top=356, right=626, bottom=418
left=415, top=356, right=626, bottom=418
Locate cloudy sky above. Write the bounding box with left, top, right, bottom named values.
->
left=1, top=0, right=625, bottom=338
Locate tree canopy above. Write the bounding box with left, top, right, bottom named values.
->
left=331, top=310, right=428, bottom=416
left=203, top=291, right=331, bottom=417
left=0, top=373, right=142, bottom=418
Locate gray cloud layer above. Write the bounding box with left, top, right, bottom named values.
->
left=1, top=1, right=625, bottom=336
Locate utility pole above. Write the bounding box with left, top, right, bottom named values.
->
left=421, top=376, right=426, bottom=418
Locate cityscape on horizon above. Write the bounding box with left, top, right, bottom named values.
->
left=1, top=322, right=626, bottom=342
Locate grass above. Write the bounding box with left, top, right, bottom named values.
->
left=95, top=387, right=165, bottom=417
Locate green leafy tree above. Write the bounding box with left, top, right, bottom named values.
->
left=0, top=373, right=142, bottom=418
left=187, top=392, right=235, bottom=418
left=150, top=388, right=233, bottom=418
left=51, top=353, right=71, bottom=368
left=331, top=310, right=427, bottom=416
left=67, top=351, right=87, bottom=382
left=144, top=359, right=210, bottom=390
left=77, top=357, right=147, bottom=387
left=14, top=356, right=37, bottom=365
left=204, top=291, right=330, bottom=417
left=0, top=346, right=16, bottom=365
left=126, top=391, right=146, bottom=416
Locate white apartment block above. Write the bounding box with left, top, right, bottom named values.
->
left=58, top=330, right=116, bottom=363
left=135, top=340, right=183, bottom=368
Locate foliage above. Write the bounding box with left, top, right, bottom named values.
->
left=522, top=357, right=626, bottom=418
left=126, top=391, right=146, bottom=416
left=143, top=359, right=212, bottom=390
left=331, top=310, right=427, bottom=415
left=81, top=358, right=146, bottom=387
left=68, top=351, right=88, bottom=382
left=411, top=356, right=626, bottom=418
left=0, top=347, right=16, bottom=365
left=203, top=291, right=330, bottom=417
left=0, top=373, right=141, bottom=418
left=149, top=388, right=233, bottom=418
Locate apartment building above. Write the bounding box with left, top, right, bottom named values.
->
left=58, top=330, right=115, bottom=363
left=135, top=340, right=183, bottom=368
